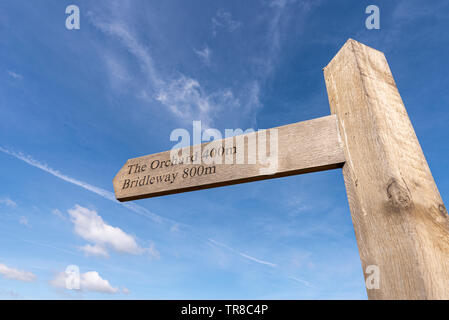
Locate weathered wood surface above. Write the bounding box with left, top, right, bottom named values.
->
left=114, top=115, right=345, bottom=202
left=324, top=39, right=449, bottom=299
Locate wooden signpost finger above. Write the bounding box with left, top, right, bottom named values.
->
left=114, top=115, right=345, bottom=202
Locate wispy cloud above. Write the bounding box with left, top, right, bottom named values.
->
left=19, top=216, right=29, bottom=227
left=194, top=46, right=211, bottom=64
left=91, top=19, right=162, bottom=89
left=0, top=289, right=21, bottom=299
left=18, top=238, right=78, bottom=256
left=7, top=70, right=22, bottom=80
left=0, top=263, right=36, bottom=282
left=259, top=0, right=317, bottom=77
left=52, top=209, right=66, bottom=220
left=242, top=0, right=319, bottom=127
left=79, top=244, right=110, bottom=258
left=392, top=0, right=448, bottom=22
left=212, top=10, right=242, bottom=37
left=0, top=198, right=17, bottom=208
left=154, top=75, right=239, bottom=127
left=103, top=54, right=132, bottom=91
left=90, top=17, right=239, bottom=126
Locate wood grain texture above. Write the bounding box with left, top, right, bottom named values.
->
left=324, top=39, right=449, bottom=299
left=113, top=115, right=345, bottom=202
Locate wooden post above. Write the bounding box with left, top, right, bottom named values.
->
left=324, top=39, right=449, bottom=299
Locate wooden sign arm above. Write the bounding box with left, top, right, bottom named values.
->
left=113, top=115, right=345, bottom=202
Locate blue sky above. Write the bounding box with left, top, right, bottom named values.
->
left=0, top=0, right=448, bottom=299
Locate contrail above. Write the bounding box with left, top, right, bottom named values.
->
left=0, top=146, right=170, bottom=224
left=208, top=239, right=277, bottom=268
left=288, top=276, right=314, bottom=288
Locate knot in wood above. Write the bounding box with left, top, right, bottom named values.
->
left=387, top=178, right=412, bottom=211
left=439, top=204, right=448, bottom=218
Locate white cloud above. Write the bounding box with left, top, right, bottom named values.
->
left=0, top=198, right=17, bottom=208
left=104, top=54, right=131, bottom=90
left=91, top=20, right=162, bottom=89
left=393, top=0, right=448, bottom=22
left=52, top=209, right=66, bottom=220
left=68, top=205, right=159, bottom=258
left=194, top=46, right=211, bottom=64
left=244, top=82, right=262, bottom=126
left=147, top=242, right=160, bottom=260
left=79, top=244, right=109, bottom=258
left=0, top=289, right=21, bottom=299
left=122, top=287, right=130, bottom=294
left=212, top=10, right=242, bottom=36
left=170, top=223, right=180, bottom=233
left=156, top=75, right=240, bottom=127
left=19, top=216, right=29, bottom=226
left=254, top=0, right=318, bottom=80
left=155, top=75, right=237, bottom=127
left=81, top=271, right=119, bottom=294
left=0, top=263, right=36, bottom=282
left=7, top=71, right=22, bottom=80
left=50, top=270, right=120, bottom=294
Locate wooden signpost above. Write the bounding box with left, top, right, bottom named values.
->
left=114, top=39, right=449, bottom=300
